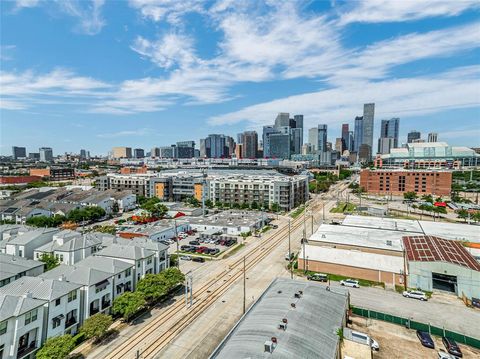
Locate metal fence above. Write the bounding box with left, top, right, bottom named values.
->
left=352, top=307, right=480, bottom=349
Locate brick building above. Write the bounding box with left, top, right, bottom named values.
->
left=360, top=169, right=452, bottom=196
left=29, top=167, right=75, bottom=181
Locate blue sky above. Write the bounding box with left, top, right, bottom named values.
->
left=1, top=0, right=479, bottom=156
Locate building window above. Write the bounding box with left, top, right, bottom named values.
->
left=118, top=274, right=121, bottom=279
left=55, top=298, right=61, bottom=306
left=52, top=317, right=62, bottom=329
left=67, top=290, right=77, bottom=302
left=137, top=262, right=141, bottom=268
left=147, top=258, right=152, bottom=265
left=125, top=268, right=131, bottom=277
left=25, top=309, right=38, bottom=325
left=0, top=321, right=7, bottom=335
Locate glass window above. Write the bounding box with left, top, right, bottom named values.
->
left=125, top=268, right=131, bottom=277
left=24, top=309, right=38, bottom=325
left=0, top=321, right=7, bottom=335
left=67, top=290, right=77, bottom=302
left=55, top=298, right=61, bottom=306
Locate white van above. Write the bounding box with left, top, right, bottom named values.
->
left=285, top=252, right=294, bottom=260
left=343, top=328, right=379, bottom=351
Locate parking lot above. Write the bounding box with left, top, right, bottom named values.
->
left=162, top=230, right=240, bottom=261
left=349, top=315, right=480, bottom=358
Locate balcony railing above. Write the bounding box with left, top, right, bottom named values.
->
left=17, top=341, right=37, bottom=359
left=65, top=317, right=77, bottom=329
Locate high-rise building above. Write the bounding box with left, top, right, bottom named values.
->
left=302, top=143, right=312, bottom=155
left=199, top=139, right=206, bottom=158
left=378, top=118, right=400, bottom=154
left=134, top=148, right=145, bottom=158
left=308, top=125, right=328, bottom=153
left=353, top=116, right=363, bottom=152
left=224, top=135, right=236, bottom=157
left=160, top=146, right=175, bottom=158
left=112, top=147, right=132, bottom=159
left=274, top=113, right=290, bottom=128
left=39, top=147, right=53, bottom=162
left=12, top=146, right=26, bottom=160
left=235, top=143, right=243, bottom=159
left=377, top=137, right=395, bottom=155
left=204, top=134, right=231, bottom=158
left=335, top=138, right=343, bottom=153
left=362, top=103, right=375, bottom=155
left=239, top=131, right=258, bottom=158
left=29, top=153, right=40, bottom=160
left=407, top=130, right=421, bottom=143
left=428, top=132, right=438, bottom=143
left=79, top=149, right=89, bottom=159
left=263, top=126, right=277, bottom=158
left=341, top=124, right=349, bottom=152
left=151, top=147, right=161, bottom=157
left=176, top=141, right=195, bottom=158
left=269, top=132, right=290, bottom=159
left=348, top=131, right=354, bottom=152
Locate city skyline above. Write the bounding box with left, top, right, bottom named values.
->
left=1, top=1, right=480, bottom=154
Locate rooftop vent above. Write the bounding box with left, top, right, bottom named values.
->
left=294, top=293, right=300, bottom=298
left=271, top=337, right=277, bottom=344
left=386, top=240, right=392, bottom=246
left=279, top=322, right=287, bottom=331
left=321, top=234, right=326, bottom=238
left=282, top=318, right=288, bottom=323
left=291, top=303, right=296, bottom=308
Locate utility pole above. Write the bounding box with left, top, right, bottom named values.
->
left=288, top=219, right=292, bottom=279
left=311, top=213, right=314, bottom=235
left=243, top=256, right=246, bottom=314
left=202, top=169, right=207, bottom=217
left=174, top=218, right=179, bottom=269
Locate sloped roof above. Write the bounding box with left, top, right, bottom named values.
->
left=40, top=264, right=112, bottom=286
left=77, top=256, right=133, bottom=275
left=0, top=294, right=46, bottom=321
left=0, top=253, right=44, bottom=281
left=0, top=276, right=81, bottom=301
left=210, top=278, right=348, bottom=359
left=8, top=228, right=59, bottom=245
left=403, top=235, right=480, bottom=271
left=96, top=244, right=154, bottom=260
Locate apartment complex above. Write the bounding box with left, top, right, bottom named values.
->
left=360, top=169, right=452, bottom=196
left=99, top=171, right=309, bottom=211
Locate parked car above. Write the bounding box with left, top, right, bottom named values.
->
left=416, top=331, right=435, bottom=349
left=403, top=290, right=428, bottom=301
left=442, top=337, right=462, bottom=358
left=187, top=246, right=198, bottom=253
left=192, top=257, right=205, bottom=263
left=208, top=248, right=220, bottom=255
left=180, top=245, right=191, bottom=251
left=340, top=279, right=360, bottom=288
left=438, top=349, right=456, bottom=359
left=196, top=247, right=208, bottom=254
left=189, top=240, right=200, bottom=246
left=180, top=255, right=192, bottom=261
left=307, top=273, right=328, bottom=282
left=285, top=252, right=294, bottom=260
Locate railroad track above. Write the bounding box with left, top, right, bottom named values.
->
left=103, top=195, right=335, bottom=359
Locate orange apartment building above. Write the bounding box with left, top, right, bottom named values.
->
left=120, top=165, right=148, bottom=175
left=360, top=169, right=452, bottom=196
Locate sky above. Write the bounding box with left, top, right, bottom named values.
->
left=1, top=0, right=480, bottom=156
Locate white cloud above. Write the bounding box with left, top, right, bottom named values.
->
left=338, top=0, right=480, bottom=25
left=14, top=0, right=40, bottom=9
left=208, top=66, right=480, bottom=131
left=128, top=0, right=205, bottom=24
left=96, top=128, right=154, bottom=138
left=58, top=0, right=106, bottom=35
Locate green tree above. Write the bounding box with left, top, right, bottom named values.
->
left=215, top=201, right=223, bottom=208
left=457, top=209, right=469, bottom=222
left=403, top=192, right=417, bottom=201
left=232, top=202, right=241, bottom=209
left=36, top=335, right=75, bottom=359
left=240, top=202, right=250, bottom=210
left=187, top=196, right=200, bottom=207
left=92, top=225, right=116, bottom=235
left=40, top=253, right=60, bottom=271
left=472, top=211, right=480, bottom=223
left=112, top=292, right=146, bottom=321
left=160, top=267, right=185, bottom=289
left=270, top=203, right=280, bottom=212
left=136, top=274, right=168, bottom=303
left=250, top=201, right=259, bottom=210
left=140, top=198, right=168, bottom=217
left=112, top=201, right=119, bottom=214
left=421, top=194, right=434, bottom=203
left=80, top=313, right=113, bottom=342
left=205, top=199, right=214, bottom=209
left=26, top=215, right=66, bottom=228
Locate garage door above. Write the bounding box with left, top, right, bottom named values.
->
left=432, top=272, right=457, bottom=293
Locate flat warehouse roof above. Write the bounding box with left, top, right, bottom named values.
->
left=342, top=215, right=423, bottom=233
left=299, top=245, right=405, bottom=273
left=309, top=224, right=403, bottom=251
left=403, top=236, right=480, bottom=271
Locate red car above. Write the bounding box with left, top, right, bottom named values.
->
left=196, top=246, right=208, bottom=254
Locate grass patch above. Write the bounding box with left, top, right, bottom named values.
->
left=222, top=243, right=245, bottom=259
left=176, top=251, right=212, bottom=259
left=396, top=285, right=433, bottom=298
left=261, top=225, right=272, bottom=233
left=330, top=202, right=356, bottom=213
left=290, top=206, right=305, bottom=219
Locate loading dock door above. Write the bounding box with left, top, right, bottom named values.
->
left=432, top=273, right=457, bottom=293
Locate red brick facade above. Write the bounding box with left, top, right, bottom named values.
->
left=360, top=169, right=452, bottom=196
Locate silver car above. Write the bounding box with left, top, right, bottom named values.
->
left=402, top=290, right=428, bottom=301
left=340, top=279, right=360, bottom=288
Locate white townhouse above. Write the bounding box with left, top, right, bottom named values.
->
left=0, top=294, right=46, bottom=359
left=0, top=276, right=82, bottom=340
left=76, top=256, right=135, bottom=295
left=33, top=231, right=107, bottom=265
left=4, top=228, right=59, bottom=259
left=103, top=190, right=136, bottom=212
left=101, top=236, right=169, bottom=273
left=95, top=245, right=156, bottom=286
left=0, top=254, right=44, bottom=288
left=40, top=265, right=114, bottom=325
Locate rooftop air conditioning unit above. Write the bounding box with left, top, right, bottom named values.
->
left=279, top=322, right=287, bottom=331
left=264, top=340, right=274, bottom=353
